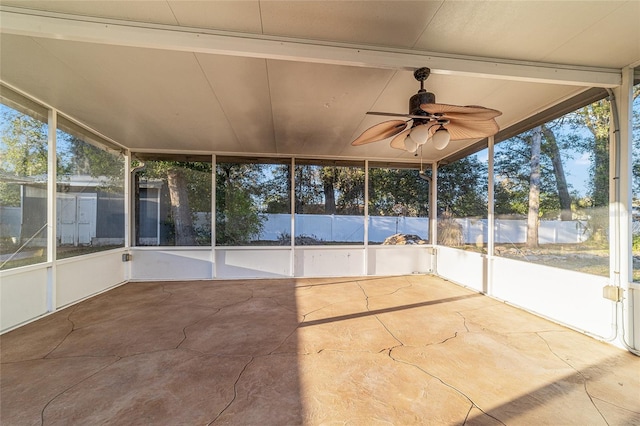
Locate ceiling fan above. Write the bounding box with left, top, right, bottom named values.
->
left=351, top=67, right=502, bottom=153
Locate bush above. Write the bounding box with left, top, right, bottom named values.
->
left=633, top=234, right=640, bottom=253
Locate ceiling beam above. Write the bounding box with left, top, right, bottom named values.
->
left=0, top=6, right=622, bottom=88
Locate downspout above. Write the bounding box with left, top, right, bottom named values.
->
left=130, top=161, right=146, bottom=248
left=606, top=88, right=640, bottom=356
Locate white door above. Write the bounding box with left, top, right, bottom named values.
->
left=57, top=194, right=77, bottom=245
left=77, top=195, right=97, bottom=245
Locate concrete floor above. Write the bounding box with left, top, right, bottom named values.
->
left=1, top=275, right=639, bottom=425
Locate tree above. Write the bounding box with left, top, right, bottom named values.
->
left=320, top=167, right=337, bottom=214
left=575, top=100, right=610, bottom=208
left=0, top=109, right=50, bottom=207
left=541, top=124, right=572, bottom=220
left=369, top=168, right=430, bottom=217
left=438, top=155, right=487, bottom=218
left=138, top=160, right=212, bottom=245
left=494, top=121, right=577, bottom=220
left=215, top=162, right=265, bottom=245
left=166, top=168, right=196, bottom=245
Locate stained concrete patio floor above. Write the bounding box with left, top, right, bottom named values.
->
left=1, top=275, right=639, bottom=425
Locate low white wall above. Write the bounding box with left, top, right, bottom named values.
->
left=435, top=246, right=615, bottom=340
left=435, top=246, right=489, bottom=292
left=367, top=245, right=433, bottom=276
left=215, top=248, right=291, bottom=278
left=56, top=249, right=127, bottom=308
left=491, top=256, right=613, bottom=338
left=129, top=248, right=213, bottom=281
left=0, top=265, right=49, bottom=332
left=630, top=286, right=640, bottom=348
left=1, top=248, right=128, bottom=332
left=294, top=246, right=365, bottom=277
left=130, top=245, right=434, bottom=280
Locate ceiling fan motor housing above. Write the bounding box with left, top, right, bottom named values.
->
left=409, top=90, right=436, bottom=116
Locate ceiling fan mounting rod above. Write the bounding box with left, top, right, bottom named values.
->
left=414, top=67, right=431, bottom=85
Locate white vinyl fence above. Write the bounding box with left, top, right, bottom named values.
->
left=256, top=214, right=594, bottom=244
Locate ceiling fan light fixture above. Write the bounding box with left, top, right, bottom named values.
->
left=409, top=124, right=430, bottom=146
left=432, top=126, right=450, bottom=150
left=404, top=135, right=418, bottom=153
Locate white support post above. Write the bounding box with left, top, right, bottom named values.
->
left=430, top=162, right=438, bottom=247
left=487, top=136, right=495, bottom=295
left=364, top=160, right=369, bottom=275
left=614, top=68, right=634, bottom=286
left=290, top=157, right=296, bottom=277
left=46, top=109, right=57, bottom=312
left=123, top=149, right=132, bottom=281
left=487, top=136, right=495, bottom=257
left=123, top=149, right=131, bottom=249
left=212, top=154, right=217, bottom=279
left=614, top=67, right=636, bottom=351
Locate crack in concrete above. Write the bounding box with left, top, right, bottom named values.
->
left=385, top=281, right=413, bottom=296
left=40, top=355, right=121, bottom=426
left=387, top=349, right=506, bottom=426
left=462, top=404, right=474, bottom=424
left=591, top=395, right=640, bottom=415
left=437, top=331, right=459, bottom=345
left=208, top=357, right=254, bottom=425
left=176, top=307, right=222, bottom=350
left=372, top=301, right=500, bottom=425
left=43, top=304, right=80, bottom=360
left=535, top=332, right=610, bottom=425
left=457, top=311, right=471, bottom=332
left=356, top=281, right=405, bottom=348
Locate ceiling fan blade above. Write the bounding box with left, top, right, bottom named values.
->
left=351, top=120, right=408, bottom=146
left=420, top=103, right=502, bottom=121
left=366, top=111, right=411, bottom=118
left=390, top=128, right=411, bottom=150
left=441, top=118, right=500, bottom=140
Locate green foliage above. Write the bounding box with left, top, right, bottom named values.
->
left=438, top=156, right=487, bottom=218
left=633, top=234, right=640, bottom=253
left=215, top=162, right=266, bottom=245
left=0, top=109, right=49, bottom=176
left=494, top=126, right=568, bottom=217
left=59, top=134, right=124, bottom=188
left=1, top=108, right=49, bottom=207
left=136, top=160, right=212, bottom=245
left=369, top=168, right=429, bottom=217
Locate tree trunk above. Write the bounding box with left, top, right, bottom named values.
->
left=592, top=135, right=609, bottom=207
left=541, top=125, right=572, bottom=220
left=580, top=104, right=609, bottom=207
left=322, top=168, right=337, bottom=214
left=526, top=127, right=542, bottom=248
left=166, top=168, right=196, bottom=245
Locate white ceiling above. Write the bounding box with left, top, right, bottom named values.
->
left=1, top=1, right=639, bottom=164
